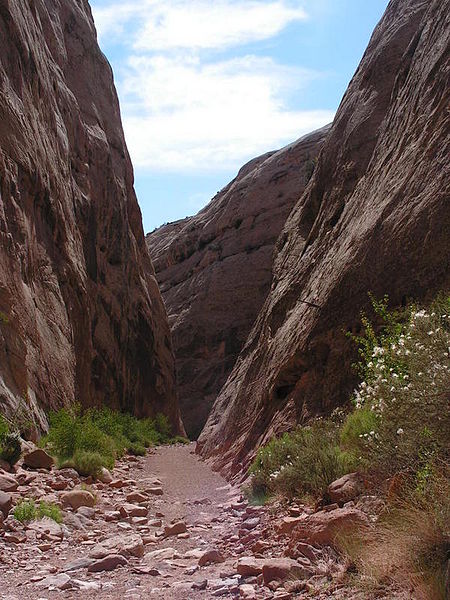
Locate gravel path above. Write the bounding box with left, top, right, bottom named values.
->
left=0, top=444, right=253, bottom=600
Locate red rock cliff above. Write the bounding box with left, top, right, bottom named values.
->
left=197, top=0, right=450, bottom=475
left=0, top=0, right=183, bottom=434
left=147, top=127, right=329, bottom=438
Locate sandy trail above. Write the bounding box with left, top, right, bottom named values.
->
left=0, top=444, right=255, bottom=600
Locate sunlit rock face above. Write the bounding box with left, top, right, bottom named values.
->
left=147, top=127, right=329, bottom=438
left=197, top=0, right=450, bottom=476
left=0, top=0, right=183, bottom=434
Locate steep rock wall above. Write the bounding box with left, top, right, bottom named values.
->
left=197, top=0, right=450, bottom=476
left=0, top=0, right=183, bottom=434
left=147, top=127, right=329, bottom=438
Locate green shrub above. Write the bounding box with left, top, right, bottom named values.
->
left=14, top=499, right=37, bottom=523
left=128, top=442, right=146, bottom=456
left=43, top=405, right=176, bottom=476
left=38, top=501, right=62, bottom=524
left=249, top=419, right=357, bottom=500
left=170, top=435, right=190, bottom=445
left=72, top=450, right=104, bottom=477
left=14, top=499, right=62, bottom=524
left=0, top=432, right=22, bottom=467
left=0, top=417, right=22, bottom=467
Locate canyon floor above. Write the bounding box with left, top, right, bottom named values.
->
left=0, top=444, right=410, bottom=600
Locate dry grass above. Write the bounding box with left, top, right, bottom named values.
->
left=341, top=473, right=449, bottom=600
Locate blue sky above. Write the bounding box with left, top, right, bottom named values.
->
left=90, top=0, right=389, bottom=233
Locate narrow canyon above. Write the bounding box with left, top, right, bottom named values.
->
left=0, top=0, right=448, bottom=599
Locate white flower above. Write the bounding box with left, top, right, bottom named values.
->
left=397, top=428, right=404, bottom=435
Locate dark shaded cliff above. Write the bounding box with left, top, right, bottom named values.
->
left=198, top=0, right=450, bottom=475
left=147, top=127, right=329, bottom=438
left=0, top=0, right=183, bottom=434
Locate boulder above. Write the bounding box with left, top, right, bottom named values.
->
left=23, top=449, right=54, bottom=470
left=292, top=507, right=370, bottom=547
left=164, top=521, right=187, bottom=537
left=90, top=533, right=144, bottom=558
left=0, top=474, right=17, bottom=492
left=28, top=517, right=63, bottom=541
left=327, top=473, right=365, bottom=505
left=0, top=491, right=12, bottom=517
left=98, top=468, right=113, bottom=484
left=262, top=558, right=312, bottom=584
left=236, top=557, right=264, bottom=577
left=62, top=490, right=95, bottom=510
left=88, top=554, right=128, bottom=572
left=198, top=549, right=225, bottom=567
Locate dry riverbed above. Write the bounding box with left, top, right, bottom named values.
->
left=0, top=444, right=411, bottom=599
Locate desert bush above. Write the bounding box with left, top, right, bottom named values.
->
left=43, top=405, right=178, bottom=477
left=71, top=450, right=104, bottom=477
left=249, top=418, right=357, bottom=499
left=0, top=416, right=22, bottom=467
left=343, top=293, right=450, bottom=479
left=14, top=499, right=62, bottom=524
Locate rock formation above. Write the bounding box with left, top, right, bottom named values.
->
left=198, top=0, right=450, bottom=475
left=147, top=127, right=329, bottom=438
left=0, top=0, right=183, bottom=433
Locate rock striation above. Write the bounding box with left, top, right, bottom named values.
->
left=0, top=0, right=183, bottom=433
left=147, top=127, right=329, bottom=438
left=198, top=0, right=450, bottom=475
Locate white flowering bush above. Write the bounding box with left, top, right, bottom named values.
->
left=341, top=293, right=450, bottom=482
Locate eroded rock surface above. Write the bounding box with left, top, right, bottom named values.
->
left=0, top=0, right=182, bottom=432
left=198, top=0, right=450, bottom=475
left=147, top=127, right=329, bottom=438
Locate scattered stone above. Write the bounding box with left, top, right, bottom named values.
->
left=28, top=517, right=63, bottom=540
left=23, top=449, right=54, bottom=470
left=147, top=486, right=164, bottom=496
left=119, top=503, right=148, bottom=518
left=291, top=507, right=370, bottom=546
left=62, top=557, right=96, bottom=572
left=237, top=557, right=264, bottom=576
left=0, top=474, right=18, bottom=492
left=98, top=467, right=113, bottom=484
left=37, top=573, right=72, bottom=590
left=90, top=533, right=144, bottom=558
left=0, top=490, right=12, bottom=517
left=192, top=579, right=208, bottom=590
left=198, top=549, right=225, bottom=566
left=163, top=521, right=187, bottom=537
left=62, top=489, right=95, bottom=510
left=88, top=554, right=128, bottom=572
left=278, top=516, right=306, bottom=535
left=239, top=583, right=257, bottom=599
left=126, top=491, right=147, bottom=503
left=262, top=558, right=312, bottom=584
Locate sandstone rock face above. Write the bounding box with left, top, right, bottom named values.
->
left=0, top=0, right=182, bottom=433
left=198, top=0, right=450, bottom=474
left=147, top=128, right=329, bottom=438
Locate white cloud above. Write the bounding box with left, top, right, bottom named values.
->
left=93, top=1, right=307, bottom=49
left=122, top=54, right=333, bottom=171
left=91, top=0, right=333, bottom=173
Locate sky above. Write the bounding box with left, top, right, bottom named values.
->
left=90, top=0, right=389, bottom=233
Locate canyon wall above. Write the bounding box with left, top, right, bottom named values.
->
left=197, top=0, right=450, bottom=476
left=0, top=0, right=183, bottom=434
left=147, top=127, right=329, bottom=438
